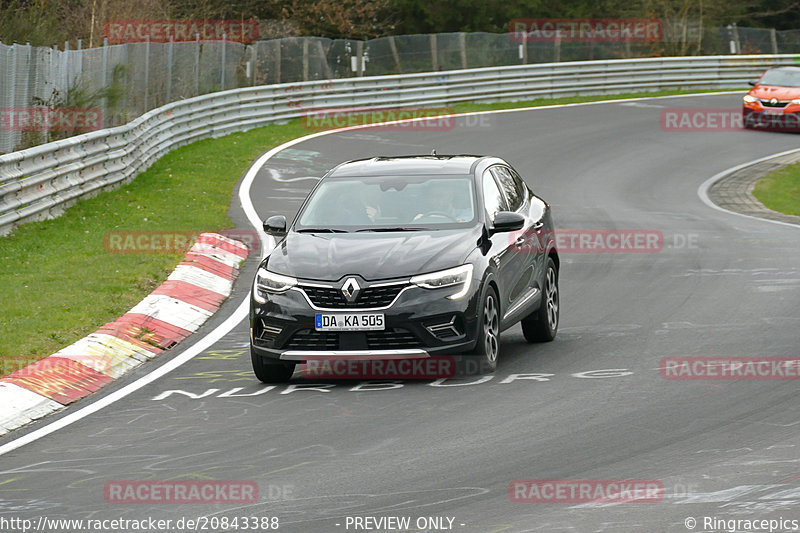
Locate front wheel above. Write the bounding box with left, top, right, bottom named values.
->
left=251, top=346, right=295, bottom=382
left=470, top=285, right=500, bottom=372
left=522, top=257, right=559, bottom=342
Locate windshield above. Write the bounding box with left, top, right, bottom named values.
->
left=295, top=175, right=476, bottom=231
left=758, top=68, right=800, bottom=88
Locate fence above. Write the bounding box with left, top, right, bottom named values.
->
left=2, top=26, right=800, bottom=153
left=0, top=54, right=795, bottom=237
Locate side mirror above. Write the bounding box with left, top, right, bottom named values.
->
left=748, top=80, right=757, bottom=87
left=263, top=215, right=287, bottom=237
left=490, top=211, right=525, bottom=234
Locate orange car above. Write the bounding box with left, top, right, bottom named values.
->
left=743, top=66, right=800, bottom=130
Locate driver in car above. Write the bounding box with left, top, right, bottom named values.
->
left=414, top=182, right=474, bottom=222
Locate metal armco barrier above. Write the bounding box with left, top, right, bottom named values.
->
left=0, top=54, right=794, bottom=236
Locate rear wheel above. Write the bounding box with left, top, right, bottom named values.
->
left=470, top=285, right=500, bottom=372
left=251, top=346, right=295, bottom=382
left=522, top=257, right=559, bottom=342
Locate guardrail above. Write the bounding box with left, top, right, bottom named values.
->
left=0, top=54, right=793, bottom=236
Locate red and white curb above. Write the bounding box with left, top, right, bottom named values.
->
left=0, top=232, right=248, bottom=436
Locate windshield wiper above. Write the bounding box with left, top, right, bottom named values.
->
left=296, top=228, right=349, bottom=233
left=355, top=227, right=428, bottom=232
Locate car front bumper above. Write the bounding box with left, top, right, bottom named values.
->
left=743, top=106, right=800, bottom=130
left=250, top=276, right=482, bottom=363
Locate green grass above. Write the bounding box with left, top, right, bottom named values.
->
left=753, top=162, right=800, bottom=216
left=0, top=87, right=742, bottom=364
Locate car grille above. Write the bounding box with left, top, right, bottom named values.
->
left=759, top=99, right=790, bottom=108
left=301, top=284, right=406, bottom=309
left=285, top=329, right=339, bottom=350
left=366, top=328, right=421, bottom=349
left=283, top=328, right=420, bottom=350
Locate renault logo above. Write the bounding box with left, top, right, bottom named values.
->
left=770, top=98, right=778, bottom=105
left=341, top=278, right=360, bottom=302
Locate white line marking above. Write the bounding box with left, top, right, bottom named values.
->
left=697, top=147, right=800, bottom=229
left=0, top=90, right=738, bottom=456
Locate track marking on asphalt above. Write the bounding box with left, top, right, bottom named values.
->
left=149, top=369, right=635, bottom=399
left=0, top=90, right=739, bottom=457
left=698, top=146, right=800, bottom=229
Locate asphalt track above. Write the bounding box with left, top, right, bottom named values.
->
left=1, top=93, right=800, bottom=533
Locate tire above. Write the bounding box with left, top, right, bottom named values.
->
left=470, top=285, right=500, bottom=372
left=522, top=257, right=559, bottom=343
left=251, top=346, right=295, bottom=383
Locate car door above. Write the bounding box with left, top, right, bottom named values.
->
left=480, top=168, right=516, bottom=312
left=489, top=165, right=542, bottom=326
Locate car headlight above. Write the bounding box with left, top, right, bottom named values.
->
left=743, top=95, right=758, bottom=103
left=253, top=267, right=297, bottom=303
left=411, top=264, right=474, bottom=300
left=792, top=99, right=800, bottom=105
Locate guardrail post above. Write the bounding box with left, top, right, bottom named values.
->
left=770, top=29, right=778, bottom=54
left=144, top=36, right=150, bottom=111
left=459, top=32, right=467, bottom=68
left=64, top=40, right=69, bottom=88
left=728, top=24, right=740, bottom=54
left=251, top=43, right=258, bottom=86
left=274, top=40, right=281, bottom=84
left=302, top=39, right=309, bottom=81
left=554, top=34, right=560, bottom=62
left=430, top=34, right=438, bottom=71
left=519, top=32, right=527, bottom=64
left=102, top=38, right=108, bottom=127
left=194, top=33, right=200, bottom=96
left=388, top=36, right=401, bottom=73
left=221, top=33, right=226, bottom=91
left=167, top=36, right=173, bottom=102
left=356, top=40, right=364, bottom=76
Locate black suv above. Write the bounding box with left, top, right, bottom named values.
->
left=250, top=155, right=559, bottom=382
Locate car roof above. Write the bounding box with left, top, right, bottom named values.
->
left=326, top=155, right=500, bottom=177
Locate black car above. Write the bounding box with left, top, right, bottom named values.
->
left=249, top=155, right=559, bottom=382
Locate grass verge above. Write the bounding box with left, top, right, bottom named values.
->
left=753, top=162, right=800, bottom=217
left=0, top=87, right=742, bottom=365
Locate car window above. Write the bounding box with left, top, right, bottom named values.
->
left=296, top=175, right=476, bottom=228
left=507, top=167, right=529, bottom=200
left=490, top=166, right=523, bottom=211
left=482, top=170, right=507, bottom=222
left=759, top=68, right=800, bottom=87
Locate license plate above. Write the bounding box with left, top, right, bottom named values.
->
left=763, top=108, right=783, bottom=115
left=315, top=313, right=385, bottom=331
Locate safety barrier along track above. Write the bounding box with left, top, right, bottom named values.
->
left=0, top=55, right=795, bottom=237
left=0, top=233, right=248, bottom=436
